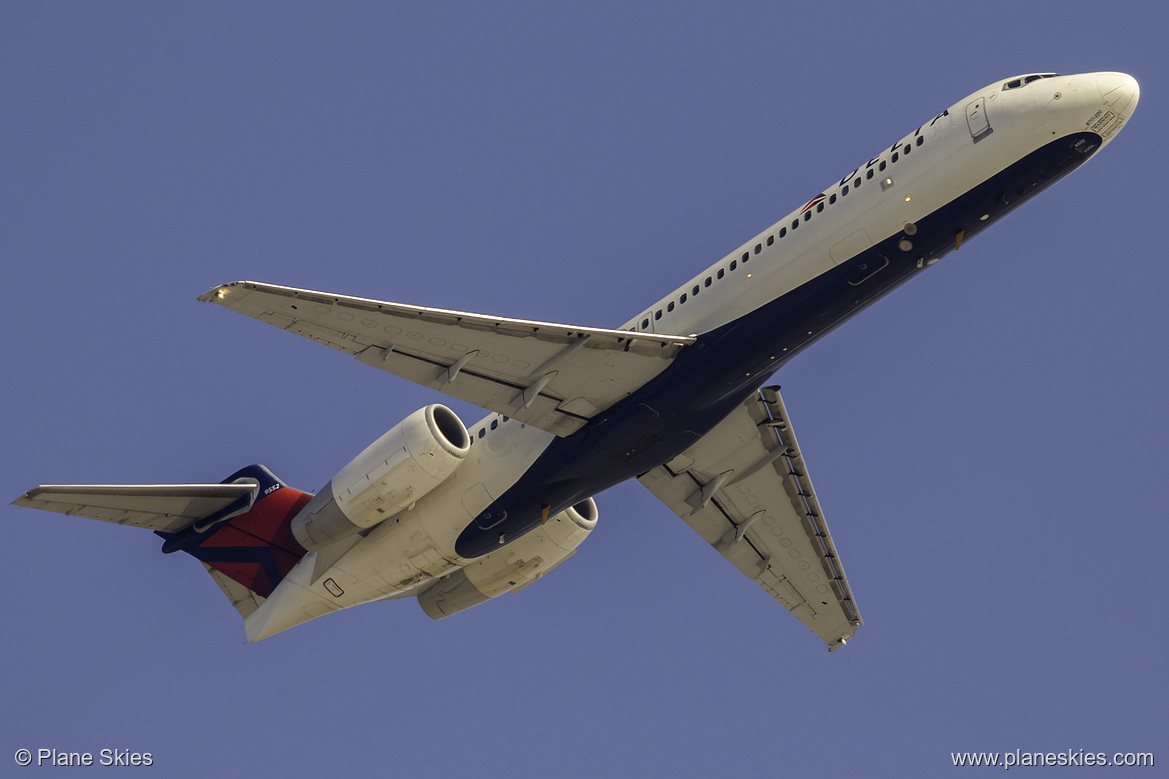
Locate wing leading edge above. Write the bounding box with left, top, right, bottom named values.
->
left=638, top=386, right=862, bottom=650
left=200, top=281, right=693, bottom=437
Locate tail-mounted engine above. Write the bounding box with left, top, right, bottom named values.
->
left=291, top=405, right=470, bottom=551
left=417, top=497, right=598, bottom=619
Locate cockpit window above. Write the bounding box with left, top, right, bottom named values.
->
left=1003, top=73, right=1059, bottom=90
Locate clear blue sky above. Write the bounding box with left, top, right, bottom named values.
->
left=4, top=2, right=1165, bottom=776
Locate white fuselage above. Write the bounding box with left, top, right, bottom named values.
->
left=244, top=72, right=1139, bottom=641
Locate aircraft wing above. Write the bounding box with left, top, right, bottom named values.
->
left=200, top=281, right=693, bottom=437
left=11, top=484, right=257, bottom=534
left=638, top=386, right=862, bottom=650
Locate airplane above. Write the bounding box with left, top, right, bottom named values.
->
left=14, top=72, right=1140, bottom=650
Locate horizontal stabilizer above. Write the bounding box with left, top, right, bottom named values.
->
left=13, top=464, right=314, bottom=627
left=12, top=483, right=259, bottom=534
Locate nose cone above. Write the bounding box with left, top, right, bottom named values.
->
left=1097, top=72, right=1140, bottom=118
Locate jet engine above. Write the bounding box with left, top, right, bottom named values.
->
left=291, top=404, right=470, bottom=551
left=417, top=497, right=598, bottom=619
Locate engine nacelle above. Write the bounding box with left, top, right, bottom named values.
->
left=291, top=404, right=470, bottom=551
left=417, top=497, right=598, bottom=619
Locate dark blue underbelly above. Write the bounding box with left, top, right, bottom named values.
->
left=455, top=131, right=1102, bottom=558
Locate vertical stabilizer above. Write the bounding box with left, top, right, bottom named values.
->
left=157, top=465, right=313, bottom=602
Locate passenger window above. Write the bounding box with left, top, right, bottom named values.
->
left=803, top=211, right=811, bottom=221
left=779, top=227, right=787, bottom=237
left=680, top=293, right=687, bottom=303
left=742, top=252, right=749, bottom=262
left=878, top=161, right=887, bottom=171
left=829, top=194, right=837, bottom=204
left=754, top=243, right=761, bottom=254
left=717, top=269, right=725, bottom=279
left=915, top=136, right=923, bottom=147
left=490, top=419, right=498, bottom=430
left=903, top=144, right=911, bottom=154
left=766, top=236, right=774, bottom=246
left=667, top=302, right=675, bottom=312
left=866, top=169, right=874, bottom=179
left=478, top=429, right=485, bottom=439
left=692, top=285, right=699, bottom=295
left=853, top=177, right=861, bottom=187
left=842, top=185, right=849, bottom=196
left=641, top=318, right=649, bottom=329
left=730, top=260, right=737, bottom=270
left=816, top=202, right=824, bottom=212
left=654, top=310, right=662, bottom=320
left=892, top=152, right=899, bottom=163
left=704, top=277, right=712, bottom=287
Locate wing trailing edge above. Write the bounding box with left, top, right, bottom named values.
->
left=638, top=386, right=862, bottom=650
left=200, top=280, right=693, bottom=436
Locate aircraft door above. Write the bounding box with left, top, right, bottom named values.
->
left=966, top=97, right=993, bottom=142
left=636, top=310, right=655, bottom=333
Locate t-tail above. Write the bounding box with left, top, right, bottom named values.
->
left=12, top=464, right=314, bottom=622
left=155, top=465, right=314, bottom=615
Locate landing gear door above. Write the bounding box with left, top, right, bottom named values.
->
left=966, top=97, right=993, bottom=142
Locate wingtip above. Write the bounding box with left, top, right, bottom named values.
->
left=198, top=284, right=229, bottom=304
left=198, top=280, right=250, bottom=304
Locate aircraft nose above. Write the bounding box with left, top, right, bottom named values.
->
left=1097, top=72, right=1140, bottom=117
